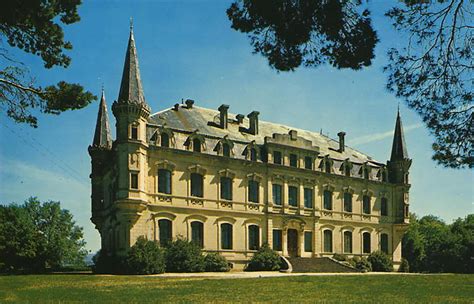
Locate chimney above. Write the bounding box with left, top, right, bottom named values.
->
left=218, top=104, right=229, bottom=129
left=236, top=114, right=244, bottom=124
left=185, top=99, right=194, bottom=109
left=289, top=130, right=297, bottom=140
left=247, top=111, right=260, bottom=135
left=337, top=131, right=346, bottom=152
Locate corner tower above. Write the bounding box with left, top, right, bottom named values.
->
left=388, top=109, right=412, bottom=184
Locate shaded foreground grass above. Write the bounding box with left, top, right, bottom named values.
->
left=0, top=274, right=473, bottom=303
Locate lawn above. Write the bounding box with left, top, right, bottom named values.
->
left=0, top=273, right=473, bottom=303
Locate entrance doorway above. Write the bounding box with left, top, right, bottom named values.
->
left=287, top=229, right=298, bottom=257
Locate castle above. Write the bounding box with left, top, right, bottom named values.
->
left=89, top=27, right=412, bottom=270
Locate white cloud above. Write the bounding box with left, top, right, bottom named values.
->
left=348, top=123, right=423, bottom=146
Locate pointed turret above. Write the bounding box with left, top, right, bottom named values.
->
left=92, top=89, right=112, bottom=149
left=390, top=109, right=409, bottom=161
left=117, top=24, right=148, bottom=108
left=387, top=110, right=412, bottom=185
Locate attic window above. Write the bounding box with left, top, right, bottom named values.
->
left=250, top=148, right=258, bottom=161
left=222, top=143, right=231, bottom=157
left=193, top=138, right=201, bottom=152
left=161, top=133, right=170, bottom=148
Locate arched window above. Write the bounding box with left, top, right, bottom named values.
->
left=248, top=180, right=259, bottom=203
left=220, top=176, right=232, bottom=200
left=323, top=230, right=333, bottom=253
left=190, top=173, right=203, bottom=197
left=248, top=225, right=259, bottom=250
left=250, top=148, right=258, bottom=161
left=161, top=133, right=170, bottom=148
left=363, top=232, right=371, bottom=254
left=363, top=195, right=371, bottom=214
left=343, top=192, right=352, bottom=212
left=343, top=231, right=353, bottom=253
left=158, top=219, right=172, bottom=246
left=323, top=190, right=332, bottom=210
left=193, top=138, right=201, bottom=152
left=381, top=197, right=388, bottom=216
left=222, top=143, right=231, bottom=157
left=191, top=221, right=204, bottom=248
left=221, top=223, right=233, bottom=250
left=158, top=169, right=171, bottom=194
left=380, top=233, right=389, bottom=254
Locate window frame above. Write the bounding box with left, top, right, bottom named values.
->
left=323, top=190, right=333, bottom=210
left=289, top=154, right=298, bottom=167
left=130, top=172, right=139, bottom=189
left=304, top=187, right=313, bottom=208
left=343, top=192, right=353, bottom=212
left=288, top=185, right=298, bottom=207
left=248, top=180, right=260, bottom=203
left=158, top=169, right=172, bottom=194
left=304, top=231, right=313, bottom=252
left=190, top=173, right=204, bottom=198
left=220, top=176, right=233, bottom=201
left=273, top=151, right=282, bottom=165
left=304, top=156, right=313, bottom=170
left=381, top=197, right=388, bottom=216
left=191, top=221, right=204, bottom=248
left=323, top=229, right=333, bottom=253
left=363, top=195, right=371, bottom=214
left=363, top=232, right=371, bottom=254
left=273, top=229, right=283, bottom=251
left=220, top=223, right=233, bottom=250
left=272, top=183, right=283, bottom=206
left=248, top=225, right=260, bottom=251
left=158, top=219, right=172, bottom=247
left=343, top=231, right=353, bottom=253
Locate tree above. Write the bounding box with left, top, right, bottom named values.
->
left=164, top=237, right=205, bottom=273
left=125, top=236, right=165, bottom=275
left=227, top=0, right=473, bottom=169
left=245, top=243, right=281, bottom=271
left=227, top=0, right=378, bottom=71
left=0, top=197, right=87, bottom=273
left=0, top=0, right=96, bottom=127
left=402, top=213, right=425, bottom=272
left=385, top=0, right=473, bottom=169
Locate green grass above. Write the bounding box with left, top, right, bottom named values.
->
left=0, top=274, right=473, bottom=303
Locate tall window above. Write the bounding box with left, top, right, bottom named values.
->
left=304, top=156, right=312, bottom=170
left=222, top=143, right=231, bottom=157
left=363, top=195, right=371, bottom=214
left=381, top=197, right=388, bottom=216
left=323, top=190, right=332, bottom=210
left=272, top=184, right=282, bottom=206
left=158, top=169, right=171, bottom=194
left=190, top=173, right=203, bottom=197
left=193, top=138, right=201, bottom=152
left=248, top=225, right=259, bottom=250
left=343, top=192, right=352, bottom=212
left=290, top=154, right=298, bottom=167
left=380, top=233, right=389, bottom=254
left=363, top=232, right=371, bottom=254
left=250, top=148, right=257, bottom=161
left=325, top=161, right=331, bottom=173
left=220, top=177, right=232, bottom=200
left=161, top=133, right=170, bottom=147
left=158, top=219, right=172, bottom=246
left=248, top=180, right=259, bottom=203
left=304, top=188, right=313, bottom=208
left=304, top=231, right=313, bottom=252
left=131, top=125, right=138, bottom=140
left=130, top=172, right=139, bottom=189
left=343, top=231, right=353, bottom=253
left=273, top=151, right=282, bottom=164
left=288, top=186, right=298, bottom=207
left=221, top=223, right=233, bottom=250
left=323, top=230, right=333, bottom=252
left=273, top=230, right=282, bottom=251
left=191, top=221, right=204, bottom=248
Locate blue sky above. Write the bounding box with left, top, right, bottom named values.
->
left=0, top=1, right=472, bottom=253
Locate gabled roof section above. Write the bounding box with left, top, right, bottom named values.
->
left=92, top=89, right=112, bottom=149
left=117, top=25, right=147, bottom=106
left=390, top=110, right=409, bottom=161
left=148, top=105, right=383, bottom=165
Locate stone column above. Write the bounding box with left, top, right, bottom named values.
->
left=282, top=228, right=288, bottom=256
left=298, top=184, right=304, bottom=211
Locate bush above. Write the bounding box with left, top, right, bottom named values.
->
left=125, top=236, right=165, bottom=275
left=399, top=258, right=410, bottom=273
left=349, top=256, right=372, bottom=272
left=332, top=253, right=348, bottom=262
left=164, top=237, right=205, bottom=272
left=245, top=243, right=281, bottom=271
left=92, top=250, right=124, bottom=274
left=368, top=251, right=393, bottom=272
left=204, top=253, right=230, bottom=272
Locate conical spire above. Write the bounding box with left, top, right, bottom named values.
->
left=117, top=23, right=147, bottom=106
left=92, top=89, right=112, bottom=149
left=390, top=109, right=409, bottom=161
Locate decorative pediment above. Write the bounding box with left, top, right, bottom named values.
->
left=342, top=186, right=355, bottom=194
left=218, top=169, right=236, bottom=178
left=184, top=130, right=206, bottom=151
left=246, top=173, right=262, bottom=182
left=242, top=140, right=260, bottom=160
left=155, top=160, right=176, bottom=171
left=322, top=183, right=335, bottom=192
left=361, top=189, right=374, bottom=197
left=213, top=136, right=235, bottom=156
left=188, top=164, right=207, bottom=175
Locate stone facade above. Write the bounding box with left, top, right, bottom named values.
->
left=89, top=28, right=412, bottom=270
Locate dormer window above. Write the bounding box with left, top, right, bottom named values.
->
left=161, top=133, right=170, bottom=148
left=193, top=138, right=202, bottom=152
left=325, top=160, right=332, bottom=173
left=222, top=143, right=231, bottom=157
left=250, top=148, right=258, bottom=161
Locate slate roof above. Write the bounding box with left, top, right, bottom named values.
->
left=148, top=105, right=384, bottom=166
left=390, top=110, right=409, bottom=161
left=92, top=90, right=112, bottom=149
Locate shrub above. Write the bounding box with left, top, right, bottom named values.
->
left=245, top=243, right=281, bottom=271
left=350, top=256, right=372, bottom=272
left=332, top=253, right=348, bottom=262
left=92, top=250, right=124, bottom=274
left=399, top=258, right=410, bottom=273
left=204, top=253, right=230, bottom=272
left=368, top=251, right=393, bottom=272
left=164, top=237, right=205, bottom=272
left=125, top=236, right=165, bottom=275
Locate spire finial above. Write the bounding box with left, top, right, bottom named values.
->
left=130, top=17, right=133, bottom=31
